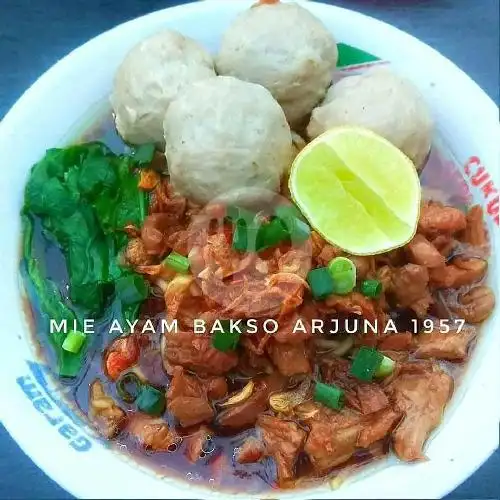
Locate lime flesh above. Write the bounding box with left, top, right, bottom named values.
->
left=289, top=126, right=421, bottom=255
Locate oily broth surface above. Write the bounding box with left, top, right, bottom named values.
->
left=22, top=110, right=479, bottom=493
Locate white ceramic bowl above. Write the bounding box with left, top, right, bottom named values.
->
left=0, top=1, right=499, bottom=498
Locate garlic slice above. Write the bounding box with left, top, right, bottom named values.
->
left=219, top=381, right=255, bottom=408
left=269, top=378, right=311, bottom=413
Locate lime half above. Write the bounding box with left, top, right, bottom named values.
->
left=289, top=126, right=421, bottom=255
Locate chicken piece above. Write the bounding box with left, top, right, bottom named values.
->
left=200, top=274, right=249, bottom=313
left=377, top=332, right=413, bottom=351
left=167, top=229, right=192, bottom=256
left=429, top=257, right=487, bottom=288
left=125, top=238, right=153, bottom=267
left=141, top=213, right=180, bottom=256
left=310, top=231, right=325, bottom=258
left=163, top=331, right=238, bottom=376
left=304, top=406, right=400, bottom=473
left=241, top=328, right=273, bottom=356
left=406, top=234, right=445, bottom=268
left=418, top=202, right=466, bottom=238
left=392, top=264, right=433, bottom=317
left=236, top=437, right=266, bottom=464
left=322, top=292, right=378, bottom=323
left=320, top=356, right=389, bottom=414
left=203, top=376, right=228, bottom=400
left=386, top=363, right=453, bottom=461
left=203, top=232, right=254, bottom=279
left=104, top=335, right=143, bottom=381
left=273, top=308, right=313, bottom=345
left=349, top=255, right=376, bottom=280
left=431, top=234, right=456, bottom=258
left=257, top=415, right=307, bottom=484
left=266, top=272, right=307, bottom=316
left=376, top=265, right=393, bottom=293
left=88, top=380, right=127, bottom=438
left=128, top=414, right=178, bottom=451
left=216, top=373, right=286, bottom=429
left=149, top=179, right=187, bottom=218
left=316, top=244, right=343, bottom=266
left=167, top=366, right=214, bottom=427
left=462, top=205, right=487, bottom=247
left=376, top=248, right=406, bottom=267
left=267, top=340, right=311, bottom=376
left=356, top=406, right=402, bottom=448
left=413, top=326, right=476, bottom=361
left=277, top=248, right=311, bottom=279
left=452, top=285, right=495, bottom=323
left=356, top=384, right=391, bottom=415
left=220, top=281, right=288, bottom=319
left=184, top=425, right=213, bottom=462
left=311, top=231, right=342, bottom=265
left=219, top=270, right=308, bottom=319
left=238, top=342, right=275, bottom=376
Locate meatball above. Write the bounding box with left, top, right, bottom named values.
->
left=163, top=76, right=293, bottom=205
left=307, top=67, right=433, bottom=168
left=216, top=2, right=338, bottom=127
left=111, top=30, right=215, bottom=146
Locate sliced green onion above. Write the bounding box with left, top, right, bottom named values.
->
left=374, top=355, right=395, bottom=378
left=328, top=257, right=357, bottom=295
left=226, top=206, right=256, bottom=225
left=274, top=205, right=311, bottom=245
left=132, top=143, right=156, bottom=166
left=61, top=330, right=86, bottom=354
left=212, top=320, right=241, bottom=352
left=277, top=216, right=310, bottom=245
left=232, top=219, right=262, bottom=253
left=136, top=385, right=165, bottom=416
left=287, top=217, right=311, bottom=244
left=257, top=217, right=289, bottom=251
left=350, top=347, right=384, bottom=382
left=361, top=279, right=382, bottom=298
left=116, top=372, right=143, bottom=403
left=274, top=204, right=305, bottom=222
left=307, top=267, right=335, bottom=300
left=314, top=382, right=345, bottom=410
left=162, top=251, right=190, bottom=274
left=232, top=220, right=248, bottom=252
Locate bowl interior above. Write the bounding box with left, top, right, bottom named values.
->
left=0, top=1, right=498, bottom=499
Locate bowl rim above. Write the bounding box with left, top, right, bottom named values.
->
left=0, top=1, right=499, bottom=499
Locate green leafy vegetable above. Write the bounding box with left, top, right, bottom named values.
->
left=22, top=215, right=85, bottom=377
left=22, top=142, right=150, bottom=377
left=62, top=330, right=87, bottom=354
left=115, top=273, right=149, bottom=306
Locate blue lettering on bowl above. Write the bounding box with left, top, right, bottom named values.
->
left=15, top=361, right=94, bottom=452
